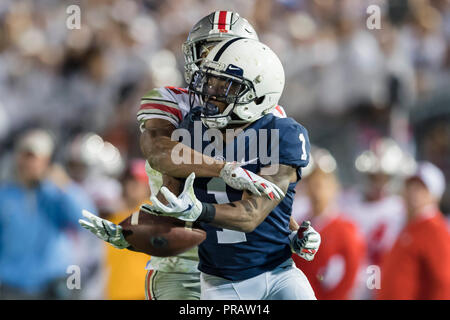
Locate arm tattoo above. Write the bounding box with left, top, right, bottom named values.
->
left=241, top=200, right=254, bottom=213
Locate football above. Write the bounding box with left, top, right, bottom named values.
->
left=119, top=209, right=206, bottom=257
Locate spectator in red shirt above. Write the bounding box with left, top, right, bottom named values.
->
left=293, top=148, right=366, bottom=300
left=377, top=162, right=450, bottom=300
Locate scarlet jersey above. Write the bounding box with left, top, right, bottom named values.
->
left=377, top=210, right=450, bottom=300
left=338, top=192, right=406, bottom=299
left=293, top=213, right=366, bottom=300
left=137, top=86, right=287, bottom=134
left=339, top=192, right=406, bottom=266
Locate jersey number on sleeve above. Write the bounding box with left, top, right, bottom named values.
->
left=206, top=178, right=247, bottom=244
left=299, top=133, right=307, bottom=161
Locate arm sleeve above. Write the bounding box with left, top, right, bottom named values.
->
left=137, top=88, right=183, bottom=131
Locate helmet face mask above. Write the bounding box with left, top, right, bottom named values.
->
left=182, top=39, right=221, bottom=83
left=190, top=67, right=254, bottom=105
left=188, top=63, right=257, bottom=129
left=188, top=38, right=285, bottom=130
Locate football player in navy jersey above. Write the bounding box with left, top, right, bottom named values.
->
left=144, top=38, right=320, bottom=300
left=79, top=12, right=291, bottom=300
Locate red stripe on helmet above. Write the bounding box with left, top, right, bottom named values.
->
left=218, top=11, right=227, bottom=31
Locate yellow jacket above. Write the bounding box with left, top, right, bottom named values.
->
left=105, top=205, right=150, bottom=300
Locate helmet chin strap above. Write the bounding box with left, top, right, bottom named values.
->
left=200, top=100, right=239, bottom=129
left=203, top=101, right=219, bottom=116
left=189, top=82, right=256, bottom=129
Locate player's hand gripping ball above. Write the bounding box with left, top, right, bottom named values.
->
left=119, top=207, right=206, bottom=257
left=146, top=172, right=203, bottom=222
left=79, top=208, right=206, bottom=257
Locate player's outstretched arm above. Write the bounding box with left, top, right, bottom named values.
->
left=142, top=164, right=321, bottom=260
left=140, top=119, right=284, bottom=200
left=143, top=164, right=294, bottom=232
left=140, top=118, right=225, bottom=178
left=79, top=209, right=130, bottom=249
left=209, top=164, right=295, bottom=232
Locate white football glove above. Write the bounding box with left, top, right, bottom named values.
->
left=143, top=172, right=203, bottom=222
left=78, top=209, right=130, bottom=249
left=220, top=162, right=285, bottom=200
left=289, top=221, right=321, bottom=261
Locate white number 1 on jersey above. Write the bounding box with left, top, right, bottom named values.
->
left=299, top=133, right=307, bottom=160
left=207, top=178, right=247, bottom=244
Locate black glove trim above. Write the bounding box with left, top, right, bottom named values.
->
left=197, top=202, right=216, bottom=223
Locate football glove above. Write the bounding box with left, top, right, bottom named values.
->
left=78, top=209, right=130, bottom=249
left=289, top=221, right=321, bottom=261
left=143, top=172, right=203, bottom=222
left=220, top=162, right=285, bottom=200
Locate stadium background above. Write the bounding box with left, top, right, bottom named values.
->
left=0, top=0, right=449, bottom=299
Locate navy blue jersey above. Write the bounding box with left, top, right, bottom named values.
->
left=179, top=113, right=310, bottom=281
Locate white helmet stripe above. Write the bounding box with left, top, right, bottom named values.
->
left=213, top=11, right=220, bottom=26
left=225, top=12, right=232, bottom=30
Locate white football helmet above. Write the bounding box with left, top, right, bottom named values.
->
left=182, top=11, right=259, bottom=84
left=354, top=138, right=417, bottom=176
left=188, top=38, right=285, bottom=129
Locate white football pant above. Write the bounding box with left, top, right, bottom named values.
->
left=200, top=258, right=316, bottom=300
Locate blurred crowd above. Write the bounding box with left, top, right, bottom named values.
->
left=0, top=0, right=449, bottom=299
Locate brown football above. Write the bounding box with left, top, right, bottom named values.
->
left=119, top=209, right=206, bottom=257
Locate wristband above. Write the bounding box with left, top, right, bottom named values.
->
left=197, top=202, right=216, bottom=223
